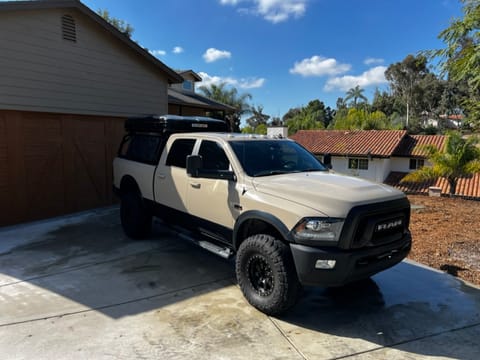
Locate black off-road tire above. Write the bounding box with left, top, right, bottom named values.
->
left=120, top=191, right=152, bottom=239
left=236, top=234, right=301, bottom=315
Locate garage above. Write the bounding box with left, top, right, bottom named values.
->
left=0, top=1, right=183, bottom=226
left=0, top=110, right=126, bottom=226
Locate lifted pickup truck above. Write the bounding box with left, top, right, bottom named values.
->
left=113, top=115, right=412, bottom=315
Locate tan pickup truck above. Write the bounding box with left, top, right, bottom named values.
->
left=113, top=115, right=412, bottom=315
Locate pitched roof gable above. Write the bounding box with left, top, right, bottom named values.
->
left=0, top=0, right=183, bottom=84
left=290, top=130, right=407, bottom=157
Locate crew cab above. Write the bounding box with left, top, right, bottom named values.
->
left=113, top=115, right=412, bottom=314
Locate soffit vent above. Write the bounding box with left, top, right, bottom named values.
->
left=62, top=15, right=76, bottom=42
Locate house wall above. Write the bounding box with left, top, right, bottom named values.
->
left=0, top=8, right=169, bottom=117
left=171, top=73, right=197, bottom=93
left=330, top=156, right=391, bottom=182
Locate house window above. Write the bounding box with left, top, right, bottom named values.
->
left=409, top=158, right=424, bottom=170
left=182, top=80, right=193, bottom=91
left=348, top=158, right=369, bottom=170
left=62, top=15, right=77, bottom=42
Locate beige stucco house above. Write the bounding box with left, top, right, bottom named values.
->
left=0, top=0, right=183, bottom=226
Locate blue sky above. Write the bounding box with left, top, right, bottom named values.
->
left=81, top=0, right=462, bottom=119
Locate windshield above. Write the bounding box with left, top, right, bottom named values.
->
left=229, top=140, right=327, bottom=177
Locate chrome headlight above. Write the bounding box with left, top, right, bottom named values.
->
left=292, top=218, right=344, bottom=244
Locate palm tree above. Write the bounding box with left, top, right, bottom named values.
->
left=345, top=85, right=368, bottom=107
left=401, top=132, right=480, bottom=195
left=198, top=82, right=252, bottom=132
left=246, top=105, right=270, bottom=130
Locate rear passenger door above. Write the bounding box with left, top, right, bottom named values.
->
left=154, top=138, right=196, bottom=214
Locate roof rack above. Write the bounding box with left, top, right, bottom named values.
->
left=124, top=115, right=229, bottom=134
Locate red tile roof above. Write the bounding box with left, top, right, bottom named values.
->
left=290, top=130, right=407, bottom=157
left=385, top=172, right=480, bottom=199
left=393, top=135, right=446, bottom=157
left=291, top=130, right=447, bottom=159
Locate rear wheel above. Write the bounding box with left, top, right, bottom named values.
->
left=120, top=191, right=152, bottom=239
left=236, top=234, right=301, bottom=315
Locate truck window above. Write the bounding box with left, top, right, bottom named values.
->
left=166, top=139, right=196, bottom=168
left=198, top=140, right=230, bottom=171
left=120, top=134, right=162, bottom=165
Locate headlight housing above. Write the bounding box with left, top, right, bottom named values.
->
left=292, top=218, right=344, bottom=244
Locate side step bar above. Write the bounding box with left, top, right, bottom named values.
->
left=155, top=220, right=234, bottom=259
left=177, top=232, right=233, bottom=259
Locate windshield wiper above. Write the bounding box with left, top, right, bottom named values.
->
left=253, top=170, right=290, bottom=177
left=301, top=168, right=326, bottom=172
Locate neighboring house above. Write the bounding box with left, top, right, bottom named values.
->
left=0, top=0, right=184, bottom=226
left=291, top=130, right=480, bottom=199
left=168, top=70, right=236, bottom=119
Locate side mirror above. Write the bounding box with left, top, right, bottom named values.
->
left=186, top=155, right=202, bottom=177
left=323, top=153, right=332, bottom=170
left=187, top=155, right=236, bottom=181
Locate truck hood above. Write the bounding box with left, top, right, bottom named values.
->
left=252, top=171, right=405, bottom=218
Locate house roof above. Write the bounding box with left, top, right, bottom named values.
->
left=385, top=172, right=480, bottom=199
left=0, top=0, right=183, bottom=84
left=177, top=70, right=203, bottom=82
left=168, top=88, right=236, bottom=112
left=392, top=135, right=446, bottom=158
left=290, top=130, right=407, bottom=157
left=291, top=130, right=448, bottom=159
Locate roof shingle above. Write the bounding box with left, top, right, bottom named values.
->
left=290, top=130, right=407, bottom=157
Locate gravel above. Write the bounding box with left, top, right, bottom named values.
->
left=408, top=195, right=480, bottom=287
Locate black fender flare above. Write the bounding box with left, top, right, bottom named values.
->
left=233, top=210, right=293, bottom=250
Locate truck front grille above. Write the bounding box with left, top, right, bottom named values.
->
left=339, top=198, right=411, bottom=249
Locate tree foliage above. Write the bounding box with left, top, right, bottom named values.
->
left=344, top=85, right=368, bottom=107
left=428, top=0, right=480, bottom=129
left=198, top=83, right=252, bottom=132
left=246, top=105, right=270, bottom=129
left=283, top=100, right=327, bottom=135
left=402, top=132, right=480, bottom=194
left=97, top=9, right=134, bottom=37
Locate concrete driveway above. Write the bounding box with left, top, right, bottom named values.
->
left=0, top=208, right=479, bottom=360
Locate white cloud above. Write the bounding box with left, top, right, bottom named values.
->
left=219, top=0, right=306, bottom=23
left=220, top=0, right=242, bottom=4
left=364, top=57, right=384, bottom=65
left=203, top=48, right=232, bottom=63
left=290, top=56, right=351, bottom=77
left=149, top=49, right=166, bottom=57
left=198, top=71, right=265, bottom=89
left=173, top=46, right=184, bottom=54
left=324, top=66, right=388, bottom=91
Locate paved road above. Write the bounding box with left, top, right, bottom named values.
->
left=0, top=208, right=479, bottom=359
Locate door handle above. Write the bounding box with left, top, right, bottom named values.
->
left=190, top=183, right=201, bottom=189
left=156, top=174, right=166, bottom=179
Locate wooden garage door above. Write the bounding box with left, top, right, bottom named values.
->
left=0, top=111, right=125, bottom=227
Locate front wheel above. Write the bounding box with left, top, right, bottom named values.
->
left=235, top=234, right=301, bottom=315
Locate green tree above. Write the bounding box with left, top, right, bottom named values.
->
left=344, top=85, right=368, bottom=107
left=402, top=132, right=480, bottom=195
left=198, top=83, right=252, bottom=132
left=283, top=100, right=327, bottom=135
left=97, top=9, right=134, bottom=37
left=428, top=0, right=480, bottom=129
left=246, top=105, right=270, bottom=129
left=385, top=54, right=429, bottom=125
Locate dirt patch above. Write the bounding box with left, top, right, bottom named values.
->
left=408, top=195, right=480, bottom=286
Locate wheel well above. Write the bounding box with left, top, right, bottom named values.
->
left=235, top=218, right=286, bottom=250
left=120, top=176, right=140, bottom=195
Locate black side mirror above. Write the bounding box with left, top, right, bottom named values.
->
left=187, top=155, right=203, bottom=177
left=187, top=155, right=236, bottom=181
left=323, top=153, right=332, bottom=169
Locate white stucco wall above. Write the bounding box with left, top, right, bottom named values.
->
left=330, top=156, right=391, bottom=182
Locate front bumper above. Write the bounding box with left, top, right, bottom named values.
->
left=290, top=232, right=412, bottom=286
